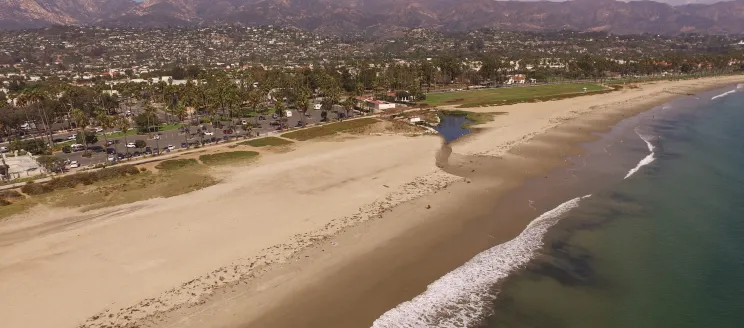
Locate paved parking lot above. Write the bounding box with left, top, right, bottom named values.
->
left=57, top=109, right=359, bottom=167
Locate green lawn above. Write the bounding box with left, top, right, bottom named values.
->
left=281, top=118, right=379, bottom=141
left=101, top=129, right=137, bottom=139
left=239, top=137, right=294, bottom=147
left=423, top=83, right=608, bottom=108
left=199, top=151, right=259, bottom=166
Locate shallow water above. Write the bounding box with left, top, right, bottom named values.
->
left=480, top=87, right=744, bottom=327
left=434, top=115, right=472, bottom=143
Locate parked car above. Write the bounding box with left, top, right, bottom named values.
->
left=180, top=143, right=188, bottom=149
left=106, top=148, right=116, bottom=154
left=285, top=110, right=293, bottom=118
left=117, top=153, right=126, bottom=160
left=62, top=146, right=71, bottom=153
left=69, top=161, right=79, bottom=168
left=133, top=151, right=141, bottom=157
left=153, top=134, right=161, bottom=140
left=272, top=113, right=278, bottom=119
left=269, top=121, right=281, bottom=126
left=204, top=131, right=214, bottom=136
left=126, top=142, right=136, bottom=148
left=145, top=147, right=152, bottom=155
left=295, top=121, right=305, bottom=127
left=0, top=146, right=8, bottom=153
left=241, top=119, right=248, bottom=125
left=258, top=115, right=266, bottom=121
left=107, top=154, right=116, bottom=162
left=106, top=140, right=115, bottom=146
left=67, top=134, right=77, bottom=141
left=167, top=145, right=176, bottom=151
left=94, top=127, right=104, bottom=133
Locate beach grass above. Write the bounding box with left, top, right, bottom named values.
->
left=199, top=151, right=259, bottom=166
left=282, top=118, right=379, bottom=141
left=155, top=159, right=199, bottom=171
left=240, top=137, right=294, bottom=147
left=423, top=83, right=607, bottom=108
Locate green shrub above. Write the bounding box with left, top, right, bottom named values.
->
left=0, top=190, right=23, bottom=198
left=199, top=151, right=259, bottom=166
left=155, top=159, right=199, bottom=171
left=21, top=181, right=52, bottom=195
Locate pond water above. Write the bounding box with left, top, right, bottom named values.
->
left=434, top=115, right=472, bottom=143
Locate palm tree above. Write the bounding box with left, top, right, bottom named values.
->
left=96, top=109, right=114, bottom=149
left=294, top=87, right=311, bottom=124
left=116, top=117, right=131, bottom=154
left=342, top=95, right=356, bottom=120
left=71, top=108, right=89, bottom=155
left=274, top=99, right=287, bottom=130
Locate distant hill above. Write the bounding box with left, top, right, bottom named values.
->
left=2, top=0, right=744, bottom=35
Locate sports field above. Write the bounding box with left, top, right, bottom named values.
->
left=424, top=83, right=607, bottom=108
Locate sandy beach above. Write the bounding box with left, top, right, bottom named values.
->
left=1, top=75, right=743, bottom=328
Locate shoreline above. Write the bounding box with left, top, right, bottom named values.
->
left=150, top=76, right=744, bottom=328
left=1, top=76, right=742, bottom=328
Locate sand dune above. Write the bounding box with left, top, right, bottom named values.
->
left=1, top=75, right=743, bottom=328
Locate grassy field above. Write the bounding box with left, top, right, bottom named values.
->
left=199, top=151, right=259, bottom=166
left=281, top=118, right=379, bottom=141
left=423, top=83, right=607, bottom=108
left=0, top=164, right=218, bottom=217
left=155, top=159, right=199, bottom=171
left=240, top=137, right=294, bottom=147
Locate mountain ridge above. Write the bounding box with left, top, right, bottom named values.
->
left=2, top=0, right=744, bottom=35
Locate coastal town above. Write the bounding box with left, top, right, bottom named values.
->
left=1, top=21, right=744, bottom=328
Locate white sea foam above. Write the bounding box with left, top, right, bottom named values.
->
left=662, top=104, right=672, bottom=110
left=624, top=127, right=655, bottom=179
left=737, top=84, right=744, bottom=90
left=711, top=89, right=736, bottom=100
left=371, top=195, right=591, bottom=328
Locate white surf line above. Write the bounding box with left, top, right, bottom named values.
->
left=624, top=127, right=655, bottom=179
left=371, top=195, right=592, bottom=328
left=711, top=89, right=736, bottom=100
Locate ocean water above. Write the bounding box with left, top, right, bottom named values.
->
left=480, top=86, right=744, bottom=328
left=372, top=84, right=744, bottom=328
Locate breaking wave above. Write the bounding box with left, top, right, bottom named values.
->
left=624, top=127, right=655, bottom=179
left=711, top=89, right=736, bottom=100
left=371, top=195, right=591, bottom=328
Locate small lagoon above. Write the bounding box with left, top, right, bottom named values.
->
left=434, top=115, right=473, bottom=143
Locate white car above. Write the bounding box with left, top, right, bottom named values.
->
left=69, top=161, right=79, bottom=168
left=126, top=142, right=136, bottom=148
left=203, top=131, right=214, bottom=136
left=94, top=127, right=104, bottom=133
left=107, top=155, right=116, bottom=162
left=241, top=120, right=248, bottom=125
left=167, top=145, right=176, bottom=151
left=153, top=134, right=161, bottom=140
left=67, top=134, right=77, bottom=141
left=0, top=146, right=8, bottom=153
